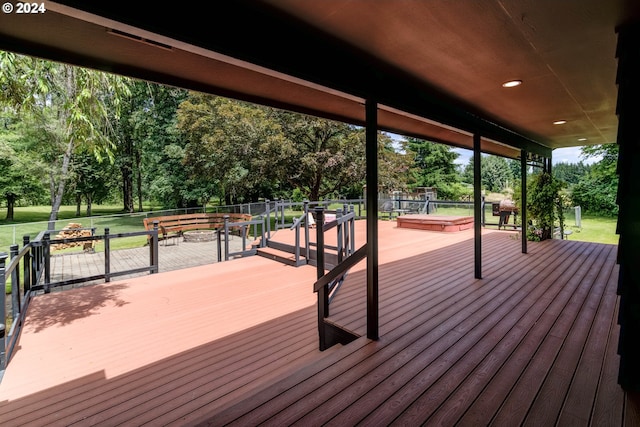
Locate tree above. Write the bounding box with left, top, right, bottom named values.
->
left=116, top=81, right=188, bottom=211
left=463, top=154, right=513, bottom=194
left=552, top=162, right=591, bottom=185
left=0, top=114, right=48, bottom=220
left=178, top=93, right=288, bottom=205
left=0, top=139, right=45, bottom=220
left=273, top=111, right=366, bottom=201
left=0, top=52, right=130, bottom=226
left=377, top=133, right=414, bottom=195
left=481, top=155, right=512, bottom=193
left=70, top=150, right=116, bottom=216
left=404, top=137, right=461, bottom=199
left=178, top=92, right=387, bottom=203
left=570, top=144, right=618, bottom=216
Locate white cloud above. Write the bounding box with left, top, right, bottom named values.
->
left=452, top=148, right=472, bottom=165
left=553, top=147, right=601, bottom=165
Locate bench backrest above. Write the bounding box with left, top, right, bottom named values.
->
left=143, top=212, right=253, bottom=230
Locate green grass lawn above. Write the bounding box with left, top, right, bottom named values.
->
left=0, top=204, right=154, bottom=252
left=563, top=215, right=618, bottom=245
left=0, top=204, right=618, bottom=295
left=0, top=203, right=305, bottom=253
left=0, top=203, right=619, bottom=254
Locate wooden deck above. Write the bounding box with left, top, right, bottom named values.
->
left=397, top=214, right=474, bottom=232
left=0, top=221, right=638, bottom=426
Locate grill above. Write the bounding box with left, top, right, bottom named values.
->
left=492, top=200, right=518, bottom=229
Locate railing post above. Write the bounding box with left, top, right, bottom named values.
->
left=151, top=221, right=159, bottom=273
left=43, top=232, right=51, bottom=293
left=481, top=196, right=486, bottom=226
left=0, top=252, right=8, bottom=370
left=350, top=205, right=356, bottom=255
left=315, top=208, right=325, bottom=278
left=241, top=223, right=247, bottom=254
left=294, top=221, right=301, bottom=264
left=426, top=196, right=431, bottom=215
left=224, top=215, right=230, bottom=261
left=315, top=208, right=328, bottom=314
left=216, top=229, right=223, bottom=262
left=104, top=227, right=111, bottom=283
left=315, top=208, right=328, bottom=350
left=10, top=244, right=20, bottom=320
left=336, top=208, right=344, bottom=263
left=342, top=203, right=349, bottom=257
left=265, top=199, right=271, bottom=239
left=23, top=236, right=31, bottom=294
left=304, top=200, right=310, bottom=261
left=30, top=239, right=38, bottom=292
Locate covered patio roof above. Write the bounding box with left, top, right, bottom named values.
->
left=1, top=1, right=638, bottom=159
left=2, top=0, right=640, bottom=399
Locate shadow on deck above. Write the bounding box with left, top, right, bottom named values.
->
left=0, top=222, right=638, bottom=426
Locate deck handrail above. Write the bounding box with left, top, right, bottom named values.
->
left=312, top=207, right=360, bottom=350
left=313, top=243, right=367, bottom=293
left=288, top=213, right=307, bottom=264
left=217, top=215, right=266, bottom=261
left=0, top=224, right=161, bottom=379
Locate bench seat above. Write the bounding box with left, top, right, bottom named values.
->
left=143, top=213, right=253, bottom=240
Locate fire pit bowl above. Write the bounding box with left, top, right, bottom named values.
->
left=183, top=230, right=217, bottom=243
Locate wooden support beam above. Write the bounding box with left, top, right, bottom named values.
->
left=474, top=133, right=482, bottom=279
left=366, top=99, right=379, bottom=341
left=521, top=150, right=528, bottom=254
left=615, top=21, right=640, bottom=392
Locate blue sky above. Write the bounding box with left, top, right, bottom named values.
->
left=388, top=133, right=601, bottom=166
left=451, top=146, right=599, bottom=166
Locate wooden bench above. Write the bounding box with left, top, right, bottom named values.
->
left=143, top=213, right=253, bottom=241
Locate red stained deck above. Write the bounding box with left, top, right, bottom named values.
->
left=0, top=221, right=638, bottom=426
left=397, top=214, right=475, bottom=232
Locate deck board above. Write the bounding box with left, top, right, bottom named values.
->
left=424, top=242, right=603, bottom=426
left=0, top=221, right=632, bottom=426
left=306, top=241, right=589, bottom=426
left=456, top=241, right=609, bottom=426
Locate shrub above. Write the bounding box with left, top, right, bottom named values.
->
left=527, top=172, right=565, bottom=241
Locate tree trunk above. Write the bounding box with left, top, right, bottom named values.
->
left=49, top=170, right=55, bottom=206
left=122, top=163, right=133, bottom=213
left=86, top=194, right=93, bottom=217
left=49, top=66, right=76, bottom=230
left=5, top=193, right=15, bottom=221
left=49, top=137, right=74, bottom=230
left=76, top=193, right=82, bottom=217
left=136, top=150, right=143, bottom=212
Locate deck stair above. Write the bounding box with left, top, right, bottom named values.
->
left=256, top=235, right=307, bottom=267
left=256, top=234, right=340, bottom=268
left=256, top=205, right=355, bottom=268
left=256, top=245, right=301, bottom=266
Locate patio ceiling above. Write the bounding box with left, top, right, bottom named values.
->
left=0, top=1, right=638, bottom=159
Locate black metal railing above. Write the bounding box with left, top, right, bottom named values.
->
left=380, top=195, right=524, bottom=230
left=311, top=207, right=361, bottom=351
left=217, top=215, right=267, bottom=262
left=289, top=213, right=306, bottom=265
left=305, top=205, right=357, bottom=269
left=0, top=223, right=161, bottom=378
left=39, top=225, right=160, bottom=289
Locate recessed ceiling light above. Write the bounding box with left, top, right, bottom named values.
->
left=502, top=80, right=522, bottom=88
left=578, top=137, right=588, bottom=141
left=553, top=120, right=567, bottom=125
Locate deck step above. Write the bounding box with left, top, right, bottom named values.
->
left=256, top=246, right=306, bottom=266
